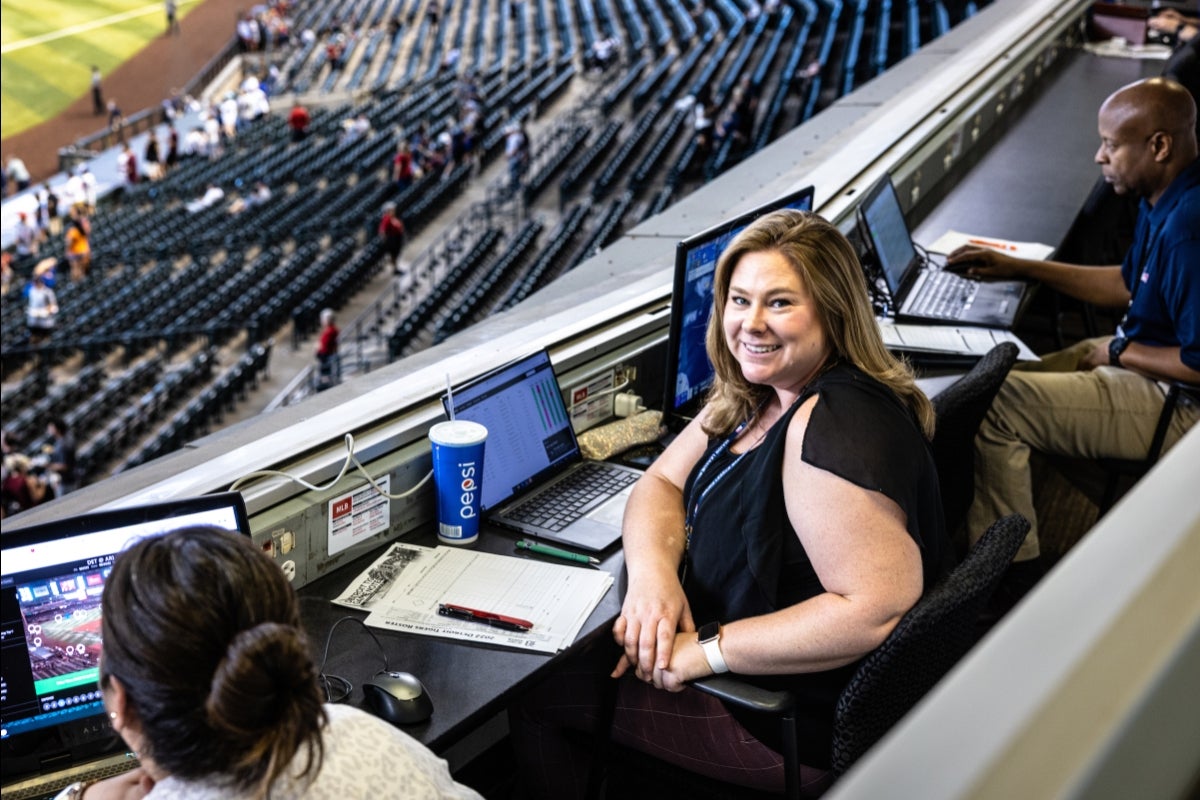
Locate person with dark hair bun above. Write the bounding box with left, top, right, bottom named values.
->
left=61, top=526, right=482, bottom=800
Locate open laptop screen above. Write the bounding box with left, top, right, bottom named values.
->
left=443, top=349, right=576, bottom=512
left=1, top=492, right=251, bottom=781
left=857, top=174, right=920, bottom=298
left=661, top=185, right=815, bottom=431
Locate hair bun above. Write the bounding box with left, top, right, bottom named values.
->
left=205, top=622, right=320, bottom=738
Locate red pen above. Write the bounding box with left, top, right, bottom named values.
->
left=438, top=603, right=534, bottom=632
left=967, top=237, right=1017, bottom=252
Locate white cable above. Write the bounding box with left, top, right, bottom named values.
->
left=228, top=433, right=434, bottom=500
left=567, top=377, right=632, bottom=412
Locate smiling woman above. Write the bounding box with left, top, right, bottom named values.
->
left=0, top=0, right=185, bottom=139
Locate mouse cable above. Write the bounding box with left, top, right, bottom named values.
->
left=227, top=432, right=433, bottom=500
left=317, top=616, right=392, bottom=704
left=914, top=241, right=947, bottom=270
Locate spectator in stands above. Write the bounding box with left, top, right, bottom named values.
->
left=237, top=12, right=260, bottom=51
left=315, top=308, right=341, bottom=390
left=692, top=93, right=716, bottom=158
left=379, top=202, right=406, bottom=275
left=64, top=210, right=92, bottom=282
left=91, top=66, right=104, bottom=115
left=187, top=183, right=226, bottom=213
left=505, top=118, right=530, bottom=196
left=239, top=78, right=270, bottom=123
left=393, top=140, right=415, bottom=190
left=25, top=273, right=58, bottom=344
left=5, top=156, right=31, bottom=194
left=584, top=36, right=620, bottom=72
left=427, top=0, right=441, bottom=31
left=1, top=253, right=14, bottom=296
left=107, top=99, right=123, bottom=131
left=228, top=181, right=271, bottom=214
left=947, top=78, right=1199, bottom=568
left=165, top=124, right=180, bottom=170
left=2, top=454, right=49, bottom=516
left=79, top=166, right=97, bottom=212
left=144, top=132, right=164, bottom=181
left=44, top=184, right=62, bottom=235
left=288, top=101, right=311, bottom=143
left=204, top=110, right=223, bottom=158
left=71, top=526, right=482, bottom=800
left=46, top=418, right=78, bottom=496
left=14, top=212, right=41, bottom=260
left=341, top=113, right=371, bottom=143
left=219, top=92, right=240, bottom=141
left=184, top=125, right=208, bottom=158
left=119, top=142, right=138, bottom=187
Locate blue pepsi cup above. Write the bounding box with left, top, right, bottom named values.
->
left=429, top=420, right=488, bottom=545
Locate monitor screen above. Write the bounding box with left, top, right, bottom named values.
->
left=0, top=493, right=251, bottom=780
left=661, top=185, right=816, bottom=431
left=857, top=174, right=919, bottom=296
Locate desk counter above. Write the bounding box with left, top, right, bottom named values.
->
left=298, top=527, right=624, bottom=753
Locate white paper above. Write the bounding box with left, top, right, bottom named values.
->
left=336, top=543, right=614, bottom=653
left=926, top=230, right=1055, bottom=262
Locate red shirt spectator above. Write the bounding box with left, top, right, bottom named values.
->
left=288, top=103, right=311, bottom=142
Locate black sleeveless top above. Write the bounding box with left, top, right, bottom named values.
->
left=681, top=363, right=947, bottom=766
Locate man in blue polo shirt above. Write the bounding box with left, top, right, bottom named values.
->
left=946, top=77, right=1199, bottom=565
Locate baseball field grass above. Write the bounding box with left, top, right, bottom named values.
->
left=1, top=0, right=197, bottom=139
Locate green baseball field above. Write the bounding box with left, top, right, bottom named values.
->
left=1, top=0, right=197, bottom=139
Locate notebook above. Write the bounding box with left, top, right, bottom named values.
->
left=1, top=492, right=252, bottom=800
left=662, top=185, right=816, bottom=432
left=857, top=174, right=1029, bottom=329
left=442, top=349, right=642, bottom=552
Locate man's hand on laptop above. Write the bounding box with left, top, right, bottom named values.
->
left=945, top=246, right=1028, bottom=278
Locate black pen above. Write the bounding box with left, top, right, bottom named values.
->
left=438, top=603, right=534, bottom=632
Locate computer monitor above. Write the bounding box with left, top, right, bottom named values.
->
left=661, top=185, right=816, bottom=432
left=856, top=173, right=920, bottom=302
left=1, top=492, right=251, bottom=784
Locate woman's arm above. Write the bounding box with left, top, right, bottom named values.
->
left=655, top=395, right=924, bottom=691
left=613, top=414, right=712, bottom=679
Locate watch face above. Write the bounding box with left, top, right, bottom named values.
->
left=699, top=621, right=720, bottom=642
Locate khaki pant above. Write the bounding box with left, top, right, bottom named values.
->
left=967, top=337, right=1198, bottom=561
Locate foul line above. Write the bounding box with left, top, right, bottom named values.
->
left=1, top=0, right=199, bottom=55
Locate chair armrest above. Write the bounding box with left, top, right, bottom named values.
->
left=692, top=675, right=797, bottom=716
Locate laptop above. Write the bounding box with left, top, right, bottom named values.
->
left=856, top=174, right=1029, bottom=329
left=442, top=349, right=642, bottom=552
left=1, top=492, right=252, bottom=800
left=662, top=184, right=816, bottom=432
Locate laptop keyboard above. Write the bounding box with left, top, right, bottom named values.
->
left=4, top=756, right=139, bottom=800
left=908, top=270, right=976, bottom=319
left=506, top=463, right=638, bottom=531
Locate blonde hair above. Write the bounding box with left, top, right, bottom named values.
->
left=702, top=210, right=934, bottom=438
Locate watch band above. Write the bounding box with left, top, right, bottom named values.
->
left=698, top=622, right=729, bottom=674
left=1109, top=335, right=1130, bottom=367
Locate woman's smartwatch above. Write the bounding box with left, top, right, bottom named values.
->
left=1109, top=335, right=1130, bottom=367
left=698, top=622, right=729, bottom=674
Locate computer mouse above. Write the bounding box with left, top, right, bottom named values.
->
left=362, top=671, right=434, bottom=726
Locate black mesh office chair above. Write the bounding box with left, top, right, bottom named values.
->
left=690, top=514, right=1032, bottom=798
left=929, top=342, right=1020, bottom=556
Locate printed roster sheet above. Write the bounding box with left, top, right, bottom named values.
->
left=333, top=542, right=614, bottom=653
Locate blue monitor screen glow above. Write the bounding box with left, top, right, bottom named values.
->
left=0, top=493, right=251, bottom=782
left=662, top=186, right=815, bottom=431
